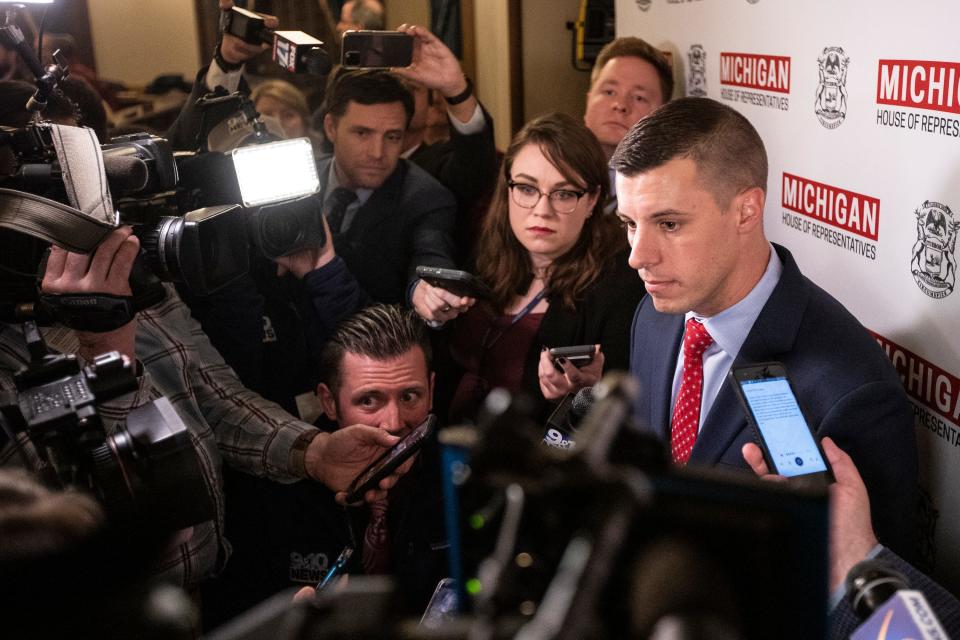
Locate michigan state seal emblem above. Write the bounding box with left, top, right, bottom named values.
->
left=815, top=47, right=849, bottom=129
left=911, top=200, right=959, bottom=299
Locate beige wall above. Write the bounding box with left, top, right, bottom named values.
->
left=521, top=0, right=591, bottom=123
left=473, top=0, right=514, bottom=150
left=88, top=0, right=201, bottom=86
left=384, top=0, right=431, bottom=30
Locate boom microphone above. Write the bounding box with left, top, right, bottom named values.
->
left=847, top=559, right=949, bottom=640
left=102, top=155, right=149, bottom=197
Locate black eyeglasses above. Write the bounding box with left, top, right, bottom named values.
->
left=508, top=180, right=587, bottom=214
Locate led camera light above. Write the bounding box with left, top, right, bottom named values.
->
left=231, top=138, right=319, bottom=207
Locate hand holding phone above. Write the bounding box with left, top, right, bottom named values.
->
left=416, top=266, right=492, bottom=300
left=344, top=414, right=437, bottom=504
left=729, top=362, right=833, bottom=485
left=549, top=344, right=596, bottom=371
left=538, top=345, right=604, bottom=401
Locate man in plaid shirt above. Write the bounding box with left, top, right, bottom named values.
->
left=0, top=228, right=408, bottom=589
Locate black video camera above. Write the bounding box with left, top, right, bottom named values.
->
left=0, top=123, right=250, bottom=299
left=0, top=323, right=213, bottom=530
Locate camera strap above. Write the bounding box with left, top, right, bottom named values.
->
left=0, top=188, right=114, bottom=253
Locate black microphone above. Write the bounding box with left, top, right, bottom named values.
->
left=846, top=559, right=949, bottom=639
left=542, top=386, right=594, bottom=450
left=273, top=31, right=332, bottom=76
left=102, top=155, right=149, bottom=197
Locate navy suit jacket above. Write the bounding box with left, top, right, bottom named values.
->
left=315, top=154, right=458, bottom=305
left=630, top=244, right=918, bottom=556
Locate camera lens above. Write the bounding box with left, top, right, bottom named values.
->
left=88, top=398, right=213, bottom=530
left=133, top=217, right=184, bottom=282
left=344, top=50, right=360, bottom=66
left=259, top=212, right=305, bottom=257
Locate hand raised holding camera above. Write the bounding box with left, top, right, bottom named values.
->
left=274, top=214, right=337, bottom=279
left=40, top=227, right=140, bottom=362
left=391, top=24, right=477, bottom=121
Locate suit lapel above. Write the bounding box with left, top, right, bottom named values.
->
left=690, top=244, right=810, bottom=464
left=340, top=161, right=407, bottom=242
left=634, top=299, right=685, bottom=442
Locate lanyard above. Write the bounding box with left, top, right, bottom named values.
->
left=481, top=287, right=548, bottom=350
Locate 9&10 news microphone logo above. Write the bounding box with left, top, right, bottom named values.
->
left=719, top=51, right=790, bottom=111
left=876, top=59, right=960, bottom=138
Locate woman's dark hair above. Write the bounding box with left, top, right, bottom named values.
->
left=475, top=112, right=624, bottom=311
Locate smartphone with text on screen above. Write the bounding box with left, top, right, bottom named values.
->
left=729, top=362, right=833, bottom=486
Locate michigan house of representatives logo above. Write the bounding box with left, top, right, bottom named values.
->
left=815, top=47, right=849, bottom=129
left=911, top=200, right=959, bottom=299
left=636, top=0, right=652, bottom=11
left=687, top=45, right=707, bottom=97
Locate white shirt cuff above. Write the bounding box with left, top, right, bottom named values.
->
left=205, top=59, right=244, bottom=93
left=449, top=103, right=485, bottom=135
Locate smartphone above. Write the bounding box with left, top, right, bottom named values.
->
left=420, top=578, right=459, bottom=627
left=729, top=362, right=833, bottom=484
left=341, top=30, right=414, bottom=68
left=345, top=414, right=437, bottom=504
left=315, top=546, right=353, bottom=594
left=416, top=266, right=493, bottom=300
left=549, top=344, right=596, bottom=371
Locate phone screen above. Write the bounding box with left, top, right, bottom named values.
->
left=738, top=376, right=828, bottom=477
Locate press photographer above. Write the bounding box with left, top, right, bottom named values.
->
left=0, top=20, right=413, bottom=614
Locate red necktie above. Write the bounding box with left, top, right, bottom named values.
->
left=362, top=496, right=391, bottom=574
left=671, top=318, right=714, bottom=465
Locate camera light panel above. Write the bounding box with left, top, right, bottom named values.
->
left=231, top=138, right=320, bottom=207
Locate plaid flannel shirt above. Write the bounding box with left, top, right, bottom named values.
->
left=0, top=285, right=320, bottom=588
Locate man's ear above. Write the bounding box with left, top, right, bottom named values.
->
left=323, top=113, right=337, bottom=144
left=317, top=383, right=338, bottom=422
left=735, top=186, right=766, bottom=234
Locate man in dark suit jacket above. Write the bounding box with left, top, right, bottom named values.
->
left=318, top=69, right=461, bottom=320
left=610, top=98, right=918, bottom=558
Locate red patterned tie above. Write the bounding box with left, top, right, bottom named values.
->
left=670, top=318, right=714, bottom=465
left=362, top=496, right=391, bottom=574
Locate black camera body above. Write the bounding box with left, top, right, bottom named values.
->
left=0, top=335, right=213, bottom=531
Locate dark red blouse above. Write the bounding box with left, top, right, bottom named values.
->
left=448, top=303, right=545, bottom=423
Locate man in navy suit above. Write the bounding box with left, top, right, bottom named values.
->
left=610, top=97, right=918, bottom=557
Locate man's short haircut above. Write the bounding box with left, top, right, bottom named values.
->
left=350, top=0, right=385, bottom=30
left=609, top=97, right=768, bottom=208
left=591, top=37, right=674, bottom=104
left=325, top=68, right=415, bottom=129
left=319, top=304, right=432, bottom=395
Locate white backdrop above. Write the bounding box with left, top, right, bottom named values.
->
left=617, top=0, right=960, bottom=591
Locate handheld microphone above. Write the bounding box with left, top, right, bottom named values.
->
left=542, top=386, right=594, bottom=450
left=847, top=559, right=949, bottom=640
left=273, top=31, right=332, bottom=76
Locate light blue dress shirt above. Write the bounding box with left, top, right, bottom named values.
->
left=670, top=245, right=784, bottom=433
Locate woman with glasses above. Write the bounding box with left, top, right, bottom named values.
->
left=442, top=112, right=645, bottom=422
